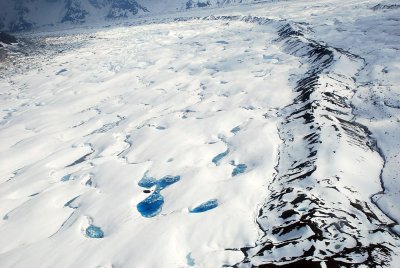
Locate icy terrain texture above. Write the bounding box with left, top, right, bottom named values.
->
left=1, top=0, right=400, bottom=267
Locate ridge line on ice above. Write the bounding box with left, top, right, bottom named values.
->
left=188, top=15, right=400, bottom=267
left=246, top=20, right=399, bottom=267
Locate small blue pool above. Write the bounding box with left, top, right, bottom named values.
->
left=190, top=199, right=218, bottom=213
left=86, top=225, right=104, bottom=238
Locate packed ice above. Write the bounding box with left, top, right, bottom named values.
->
left=0, top=0, right=399, bottom=267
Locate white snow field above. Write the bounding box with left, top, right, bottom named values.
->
left=0, top=0, right=400, bottom=267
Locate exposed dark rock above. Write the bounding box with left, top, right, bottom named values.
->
left=62, top=0, right=89, bottom=23
left=186, top=1, right=211, bottom=9
left=107, top=0, right=148, bottom=18
left=258, top=259, right=342, bottom=268
left=0, top=32, right=17, bottom=45
left=372, top=3, right=400, bottom=11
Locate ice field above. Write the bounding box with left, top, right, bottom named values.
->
left=0, top=0, right=399, bottom=267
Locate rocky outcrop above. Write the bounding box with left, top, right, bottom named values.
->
left=0, top=32, right=17, bottom=47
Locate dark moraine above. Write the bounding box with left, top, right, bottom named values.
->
left=235, top=20, right=400, bottom=268
left=259, top=259, right=342, bottom=268
left=198, top=15, right=400, bottom=268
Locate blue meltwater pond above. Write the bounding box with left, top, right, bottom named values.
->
left=190, top=199, right=218, bottom=213
left=136, top=174, right=181, bottom=218
left=232, top=163, right=247, bottom=176
left=212, top=149, right=229, bottom=165
left=86, top=225, right=104, bottom=238
left=137, top=192, right=165, bottom=218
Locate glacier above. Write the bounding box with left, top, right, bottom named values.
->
left=0, top=0, right=400, bottom=267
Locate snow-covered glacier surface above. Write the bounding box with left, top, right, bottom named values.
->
left=1, top=0, right=400, bottom=267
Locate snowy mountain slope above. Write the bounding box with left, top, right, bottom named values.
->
left=0, top=0, right=400, bottom=267
left=0, top=0, right=150, bottom=31
left=0, top=0, right=260, bottom=32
